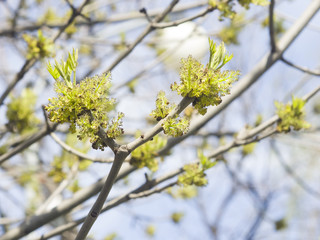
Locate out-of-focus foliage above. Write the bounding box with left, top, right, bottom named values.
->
left=38, top=8, right=77, bottom=37
left=145, top=225, right=156, bottom=237
left=48, top=133, right=91, bottom=184
left=209, top=0, right=269, bottom=19
left=167, top=185, right=198, bottom=199
left=261, top=15, right=286, bottom=37
left=23, top=30, right=55, bottom=59
left=171, top=212, right=184, bottom=223
left=178, top=150, right=216, bottom=186
left=6, top=88, right=40, bottom=133
left=130, top=133, right=167, bottom=171
left=218, top=13, right=245, bottom=45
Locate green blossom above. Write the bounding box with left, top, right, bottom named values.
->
left=130, top=134, right=167, bottom=171
left=46, top=50, right=124, bottom=150
left=23, top=30, right=54, bottom=59
left=6, top=88, right=40, bottom=133
left=261, top=15, right=286, bottom=37
left=171, top=212, right=184, bottom=224
left=275, top=96, right=310, bottom=132
left=48, top=133, right=91, bottom=183
left=178, top=150, right=216, bottom=187
left=209, top=0, right=269, bottom=19
left=162, top=116, right=189, bottom=137
left=150, top=91, right=175, bottom=121
left=172, top=40, right=239, bottom=115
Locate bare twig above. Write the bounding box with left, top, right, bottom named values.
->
left=0, top=0, right=91, bottom=107
left=0, top=1, right=208, bottom=37
left=36, top=161, right=79, bottom=215
left=50, top=132, right=116, bottom=163
left=151, top=6, right=214, bottom=29
left=281, top=57, right=320, bottom=76
left=0, top=123, right=58, bottom=165
left=269, top=0, right=277, bottom=52
left=103, top=0, right=180, bottom=73
left=271, top=141, right=320, bottom=198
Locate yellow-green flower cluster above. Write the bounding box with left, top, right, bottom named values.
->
left=23, top=30, right=55, bottom=59
left=150, top=91, right=175, bottom=121
left=6, top=88, right=40, bottom=133
left=275, top=96, right=310, bottom=132
left=162, top=116, right=189, bottom=137
left=178, top=150, right=216, bottom=187
left=46, top=49, right=124, bottom=150
left=130, top=134, right=167, bottom=171
left=209, top=0, right=269, bottom=19
left=46, top=73, right=124, bottom=150
left=171, top=41, right=239, bottom=115
left=150, top=91, right=190, bottom=137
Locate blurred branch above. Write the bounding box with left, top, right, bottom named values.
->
left=151, top=5, right=214, bottom=29
left=269, top=0, right=277, bottom=52
left=36, top=161, right=79, bottom=215
left=281, top=57, right=320, bottom=76
left=0, top=1, right=208, bottom=36
left=244, top=193, right=273, bottom=240
left=37, top=171, right=179, bottom=240
left=0, top=0, right=91, bottom=107
left=0, top=165, right=136, bottom=240
left=50, top=132, right=116, bottom=163
left=103, top=0, right=181, bottom=73
left=271, top=140, right=320, bottom=199
left=0, top=123, right=58, bottom=165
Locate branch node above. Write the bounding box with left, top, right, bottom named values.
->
left=90, top=211, right=98, bottom=218
left=139, top=7, right=152, bottom=22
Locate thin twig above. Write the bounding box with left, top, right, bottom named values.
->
left=50, top=132, right=118, bottom=163
left=269, top=0, right=277, bottom=52
left=281, top=57, right=320, bottom=76
left=0, top=1, right=208, bottom=37
left=37, top=178, right=178, bottom=240
left=151, top=6, right=214, bottom=29
left=103, top=0, right=180, bottom=73
left=271, top=141, right=320, bottom=198
left=0, top=0, right=91, bottom=107
left=36, top=161, right=79, bottom=215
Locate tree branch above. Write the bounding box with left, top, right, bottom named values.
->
left=281, top=57, right=320, bottom=76
left=269, top=0, right=277, bottom=52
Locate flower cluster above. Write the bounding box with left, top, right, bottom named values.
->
left=209, top=0, right=269, bottom=19
left=6, top=88, right=40, bottom=133
left=23, top=30, right=55, bottom=59
left=171, top=40, right=239, bottom=115
left=45, top=50, right=124, bottom=150
left=150, top=91, right=190, bottom=137
left=178, top=150, right=216, bottom=187
left=130, top=134, right=167, bottom=171
left=275, top=96, right=310, bottom=132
